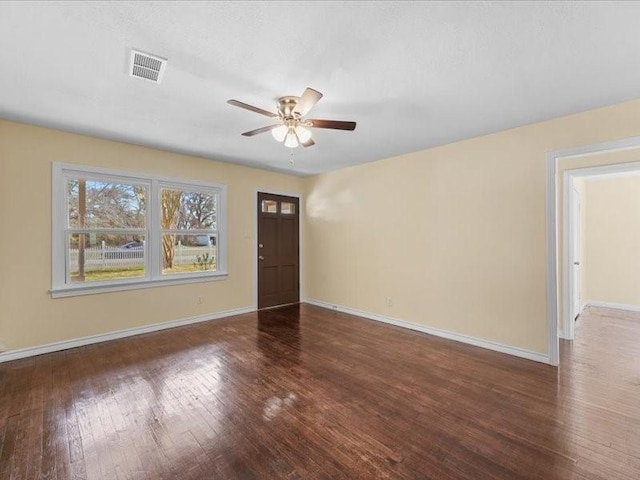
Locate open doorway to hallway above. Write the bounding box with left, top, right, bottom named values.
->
left=564, top=165, right=640, bottom=340
left=547, top=138, right=640, bottom=366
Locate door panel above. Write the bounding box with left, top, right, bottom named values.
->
left=281, top=265, right=297, bottom=292
left=258, top=193, right=300, bottom=309
left=261, top=218, right=278, bottom=256
left=262, top=266, right=279, bottom=295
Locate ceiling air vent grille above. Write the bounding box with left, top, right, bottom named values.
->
left=129, top=49, right=167, bottom=83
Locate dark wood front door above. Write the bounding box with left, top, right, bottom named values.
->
left=258, top=193, right=300, bottom=309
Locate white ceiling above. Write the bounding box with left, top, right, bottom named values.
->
left=1, top=1, right=640, bottom=176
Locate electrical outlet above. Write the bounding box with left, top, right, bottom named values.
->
left=385, top=297, right=393, bottom=307
left=196, top=296, right=203, bottom=305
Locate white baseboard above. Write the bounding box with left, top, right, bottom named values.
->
left=558, top=331, right=572, bottom=340
left=303, top=298, right=550, bottom=365
left=0, top=306, right=255, bottom=363
left=584, top=300, right=640, bottom=313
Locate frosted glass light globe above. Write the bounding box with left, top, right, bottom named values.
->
left=271, top=125, right=288, bottom=142
left=295, top=125, right=312, bottom=143
left=284, top=130, right=299, bottom=148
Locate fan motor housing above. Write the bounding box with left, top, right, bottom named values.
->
left=277, top=96, right=301, bottom=119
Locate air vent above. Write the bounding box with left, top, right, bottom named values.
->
left=129, top=49, right=167, bottom=84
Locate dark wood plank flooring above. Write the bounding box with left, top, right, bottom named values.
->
left=1, top=304, right=639, bottom=479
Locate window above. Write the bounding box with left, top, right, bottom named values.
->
left=52, top=163, right=227, bottom=297
left=280, top=201, right=296, bottom=214
left=160, top=187, right=218, bottom=276
left=261, top=199, right=278, bottom=213
left=66, top=177, right=148, bottom=283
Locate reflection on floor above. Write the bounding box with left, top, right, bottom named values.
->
left=0, top=304, right=638, bottom=479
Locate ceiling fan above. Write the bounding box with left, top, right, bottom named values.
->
left=227, top=87, right=356, bottom=148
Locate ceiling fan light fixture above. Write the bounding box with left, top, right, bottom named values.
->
left=227, top=87, right=356, bottom=149
left=294, top=125, right=312, bottom=143
left=284, top=129, right=299, bottom=148
left=271, top=124, right=288, bottom=142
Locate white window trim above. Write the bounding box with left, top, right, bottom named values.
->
left=51, top=162, right=228, bottom=298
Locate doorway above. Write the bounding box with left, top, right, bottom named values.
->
left=546, top=137, right=640, bottom=366
left=257, top=192, right=300, bottom=309
left=561, top=159, right=640, bottom=342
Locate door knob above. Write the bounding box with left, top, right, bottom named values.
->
left=573, top=261, right=580, bottom=265
left=258, top=255, right=265, bottom=261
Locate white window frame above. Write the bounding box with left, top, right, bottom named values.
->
left=51, top=163, right=228, bottom=298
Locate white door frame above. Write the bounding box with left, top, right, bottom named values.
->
left=546, top=136, right=640, bottom=365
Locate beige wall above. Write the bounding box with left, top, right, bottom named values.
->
left=304, top=99, right=640, bottom=356
left=3, top=100, right=640, bottom=357
left=582, top=174, right=640, bottom=306
left=0, top=120, right=303, bottom=351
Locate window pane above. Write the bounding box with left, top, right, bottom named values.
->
left=262, top=200, right=277, bottom=213
left=68, top=233, right=145, bottom=282
left=67, top=179, right=146, bottom=228
left=161, top=234, right=217, bottom=275
left=161, top=188, right=217, bottom=231
left=281, top=202, right=296, bottom=214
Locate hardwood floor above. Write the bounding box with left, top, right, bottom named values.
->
left=0, top=304, right=639, bottom=479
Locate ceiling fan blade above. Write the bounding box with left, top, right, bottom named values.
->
left=301, top=138, right=315, bottom=148
left=307, top=119, right=357, bottom=131
left=293, top=88, right=323, bottom=116
left=227, top=99, right=277, bottom=118
left=241, top=125, right=280, bottom=136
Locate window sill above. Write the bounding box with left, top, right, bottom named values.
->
left=50, top=271, right=228, bottom=298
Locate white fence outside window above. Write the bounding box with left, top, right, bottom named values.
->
left=69, top=241, right=216, bottom=270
